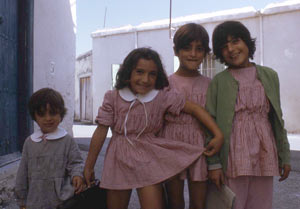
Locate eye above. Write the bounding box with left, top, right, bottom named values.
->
left=134, top=69, right=144, bottom=74
left=182, top=45, right=191, bottom=51
left=197, top=47, right=205, bottom=52
left=231, top=38, right=239, bottom=44
left=149, top=71, right=158, bottom=77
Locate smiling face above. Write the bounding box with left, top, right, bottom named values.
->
left=35, top=104, right=61, bottom=134
left=221, top=36, right=251, bottom=69
left=175, top=40, right=205, bottom=75
left=129, top=58, right=158, bottom=95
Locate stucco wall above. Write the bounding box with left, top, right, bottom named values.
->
left=34, top=0, right=76, bottom=135
left=262, top=10, right=300, bottom=133
left=92, top=33, right=136, bottom=119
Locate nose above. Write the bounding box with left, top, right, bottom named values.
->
left=190, top=48, right=197, bottom=56
left=141, top=74, right=150, bottom=83
left=227, top=43, right=234, bottom=52
left=45, top=112, right=52, bottom=121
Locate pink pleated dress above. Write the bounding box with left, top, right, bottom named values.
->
left=96, top=87, right=205, bottom=190
left=226, top=66, right=279, bottom=178
left=160, top=74, right=211, bottom=181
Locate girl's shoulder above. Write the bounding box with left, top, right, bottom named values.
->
left=255, top=64, right=278, bottom=76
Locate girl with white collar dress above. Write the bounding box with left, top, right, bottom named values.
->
left=84, top=47, right=223, bottom=209
left=15, top=88, right=84, bottom=209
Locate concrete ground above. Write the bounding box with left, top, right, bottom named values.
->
left=74, top=124, right=300, bottom=209
left=1, top=124, right=299, bottom=209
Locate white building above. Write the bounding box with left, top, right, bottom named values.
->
left=77, top=0, right=300, bottom=133
left=34, top=0, right=76, bottom=135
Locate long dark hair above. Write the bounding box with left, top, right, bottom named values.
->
left=115, top=47, right=169, bottom=90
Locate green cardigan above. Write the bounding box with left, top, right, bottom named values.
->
left=205, top=64, right=290, bottom=172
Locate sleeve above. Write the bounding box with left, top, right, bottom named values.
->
left=14, top=139, right=29, bottom=207
left=272, top=72, right=290, bottom=166
left=66, top=137, right=84, bottom=179
left=205, top=79, right=222, bottom=167
left=163, top=87, right=186, bottom=116
left=95, top=90, right=114, bottom=126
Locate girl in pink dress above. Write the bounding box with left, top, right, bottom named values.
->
left=84, top=47, right=223, bottom=209
left=206, top=21, right=291, bottom=209
left=159, top=23, right=212, bottom=209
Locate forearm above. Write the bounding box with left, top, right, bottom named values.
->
left=84, top=125, right=108, bottom=170
left=183, top=101, right=223, bottom=138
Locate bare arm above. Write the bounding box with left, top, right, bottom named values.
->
left=84, top=124, right=109, bottom=186
left=183, top=101, right=223, bottom=156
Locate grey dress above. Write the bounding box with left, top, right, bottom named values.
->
left=15, top=131, right=84, bottom=209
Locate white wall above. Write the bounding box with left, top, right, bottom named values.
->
left=262, top=10, right=300, bottom=133
left=34, top=0, right=76, bottom=135
left=91, top=2, right=300, bottom=133
left=92, top=33, right=136, bottom=119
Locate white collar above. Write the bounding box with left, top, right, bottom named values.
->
left=118, top=87, right=159, bottom=103
left=30, top=127, right=67, bottom=142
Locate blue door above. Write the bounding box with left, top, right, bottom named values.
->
left=0, top=0, right=19, bottom=155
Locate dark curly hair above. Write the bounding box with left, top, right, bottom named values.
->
left=28, top=88, right=67, bottom=121
left=173, top=23, right=210, bottom=55
left=212, top=21, right=256, bottom=64
left=115, top=47, right=169, bottom=90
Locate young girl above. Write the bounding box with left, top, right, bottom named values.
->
left=159, top=23, right=212, bottom=209
left=15, top=88, right=84, bottom=209
left=84, top=47, right=223, bottom=209
left=206, top=21, right=291, bottom=209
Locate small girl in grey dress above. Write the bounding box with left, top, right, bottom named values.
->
left=15, top=88, right=84, bottom=209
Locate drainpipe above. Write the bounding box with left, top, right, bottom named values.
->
left=169, top=0, right=172, bottom=39
left=258, top=10, right=264, bottom=65
left=134, top=29, right=138, bottom=49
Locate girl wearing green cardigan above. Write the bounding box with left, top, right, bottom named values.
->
left=206, top=21, right=291, bottom=209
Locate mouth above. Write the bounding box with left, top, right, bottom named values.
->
left=43, top=123, right=54, bottom=127
left=229, top=52, right=240, bottom=60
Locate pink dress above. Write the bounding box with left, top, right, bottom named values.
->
left=226, top=66, right=279, bottom=178
left=160, top=74, right=211, bottom=181
left=96, top=88, right=205, bottom=189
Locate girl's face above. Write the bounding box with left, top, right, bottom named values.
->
left=35, top=104, right=61, bottom=134
left=221, top=36, right=251, bottom=69
left=176, top=40, right=205, bottom=73
left=129, top=58, right=158, bottom=95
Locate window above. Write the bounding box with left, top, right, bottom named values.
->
left=200, top=53, right=225, bottom=78
left=173, top=53, right=225, bottom=78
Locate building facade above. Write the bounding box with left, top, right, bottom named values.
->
left=87, top=1, right=300, bottom=133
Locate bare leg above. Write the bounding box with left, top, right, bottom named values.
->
left=188, top=180, right=207, bottom=209
left=107, top=189, right=132, bottom=209
left=166, top=175, right=185, bottom=209
left=137, top=183, right=165, bottom=209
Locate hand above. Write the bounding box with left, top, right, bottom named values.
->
left=203, top=136, right=223, bottom=157
left=20, top=206, right=26, bottom=209
left=72, top=176, right=85, bottom=194
left=208, top=168, right=225, bottom=190
left=84, top=167, right=95, bottom=187
left=279, top=164, right=291, bottom=181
